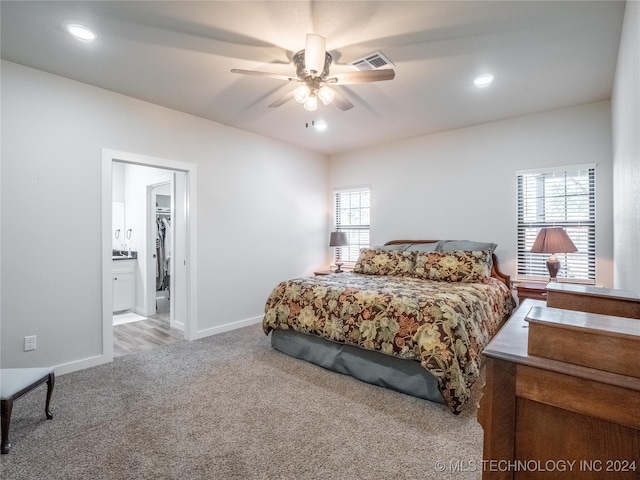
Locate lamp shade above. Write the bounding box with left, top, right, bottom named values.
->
left=293, top=85, right=310, bottom=104
left=530, top=227, right=577, bottom=254
left=329, top=231, right=348, bottom=247
left=317, top=86, right=336, bottom=106
left=303, top=94, right=318, bottom=112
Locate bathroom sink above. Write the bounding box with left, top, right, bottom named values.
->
left=112, top=251, right=136, bottom=260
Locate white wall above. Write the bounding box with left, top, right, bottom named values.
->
left=1, top=60, right=328, bottom=371
left=612, top=0, right=640, bottom=294
left=329, top=101, right=614, bottom=287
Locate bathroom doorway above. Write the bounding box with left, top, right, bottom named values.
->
left=102, top=149, right=198, bottom=362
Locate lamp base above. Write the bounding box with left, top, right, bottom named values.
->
left=334, top=262, right=344, bottom=273
left=546, top=258, right=561, bottom=282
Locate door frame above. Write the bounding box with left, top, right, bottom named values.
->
left=101, top=149, right=198, bottom=362
left=147, top=177, right=182, bottom=330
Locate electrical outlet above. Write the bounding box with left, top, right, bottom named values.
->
left=24, top=335, right=36, bottom=351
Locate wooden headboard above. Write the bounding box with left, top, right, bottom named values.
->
left=384, top=239, right=511, bottom=289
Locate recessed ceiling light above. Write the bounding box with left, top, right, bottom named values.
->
left=474, top=74, right=494, bottom=88
left=305, top=120, right=328, bottom=131
left=314, top=120, right=328, bottom=132
left=66, top=23, right=96, bottom=42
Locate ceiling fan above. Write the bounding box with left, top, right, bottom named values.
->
left=231, top=34, right=395, bottom=112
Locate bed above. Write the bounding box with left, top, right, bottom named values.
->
left=263, top=240, right=516, bottom=414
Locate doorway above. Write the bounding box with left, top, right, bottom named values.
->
left=146, top=177, right=188, bottom=331
left=151, top=183, right=172, bottom=322
left=102, top=149, right=198, bottom=363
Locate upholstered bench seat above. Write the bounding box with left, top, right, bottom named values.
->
left=1, top=368, right=55, bottom=454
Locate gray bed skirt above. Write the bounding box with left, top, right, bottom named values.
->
left=270, top=329, right=445, bottom=404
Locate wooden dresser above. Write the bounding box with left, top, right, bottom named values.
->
left=479, top=294, right=640, bottom=479
left=546, top=282, right=640, bottom=318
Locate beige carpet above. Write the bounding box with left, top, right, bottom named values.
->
left=1, top=324, right=484, bottom=479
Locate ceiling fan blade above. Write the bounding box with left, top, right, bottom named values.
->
left=305, top=34, right=326, bottom=76
left=268, top=90, right=295, bottom=108
left=231, top=69, right=300, bottom=82
left=327, top=69, right=395, bottom=85
left=332, top=90, right=354, bottom=111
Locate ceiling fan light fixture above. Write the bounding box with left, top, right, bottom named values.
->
left=317, top=86, right=335, bottom=106
left=303, top=95, right=318, bottom=112
left=231, top=33, right=392, bottom=113
left=293, top=85, right=310, bottom=104
left=305, top=34, right=326, bottom=77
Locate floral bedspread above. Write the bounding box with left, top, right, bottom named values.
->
left=263, top=273, right=515, bottom=414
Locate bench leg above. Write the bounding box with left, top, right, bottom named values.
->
left=1, top=398, right=14, bottom=454
left=45, top=372, right=54, bottom=419
left=1, top=370, right=54, bottom=454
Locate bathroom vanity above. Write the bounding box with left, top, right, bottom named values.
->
left=112, top=255, right=136, bottom=312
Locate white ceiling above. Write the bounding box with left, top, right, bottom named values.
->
left=0, top=1, right=626, bottom=155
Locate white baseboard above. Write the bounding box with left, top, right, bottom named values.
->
left=193, top=315, right=263, bottom=340
left=171, top=319, right=185, bottom=331
left=52, top=316, right=263, bottom=376
left=53, top=354, right=112, bottom=376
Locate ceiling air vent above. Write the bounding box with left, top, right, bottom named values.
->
left=349, top=51, right=394, bottom=71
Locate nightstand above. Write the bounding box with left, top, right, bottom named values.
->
left=314, top=269, right=351, bottom=276
left=516, top=282, right=548, bottom=302
left=314, top=270, right=333, bottom=276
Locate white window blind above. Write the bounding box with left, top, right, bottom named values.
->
left=334, top=188, right=370, bottom=263
left=517, top=165, right=596, bottom=282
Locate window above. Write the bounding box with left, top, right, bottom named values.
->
left=334, top=187, right=370, bottom=263
left=517, top=164, right=596, bottom=282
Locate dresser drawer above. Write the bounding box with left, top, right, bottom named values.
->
left=516, top=282, right=547, bottom=302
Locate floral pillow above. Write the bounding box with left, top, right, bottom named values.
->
left=413, top=250, right=492, bottom=283
left=353, top=248, right=416, bottom=276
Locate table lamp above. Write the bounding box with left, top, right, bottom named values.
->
left=329, top=231, right=349, bottom=273
left=530, top=227, right=577, bottom=281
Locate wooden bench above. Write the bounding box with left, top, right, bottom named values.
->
left=1, top=368, right=55, bottom=454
